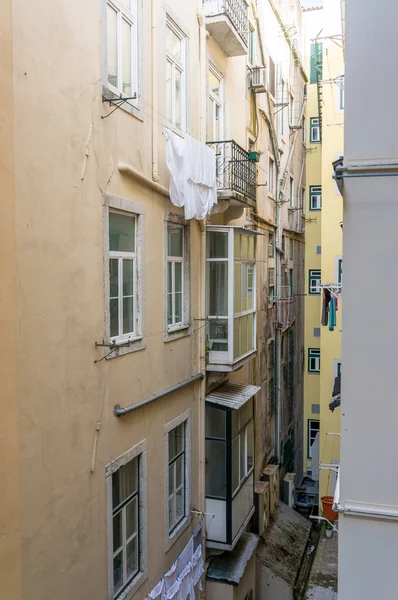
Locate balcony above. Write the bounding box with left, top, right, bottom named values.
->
left=207, top=140, right=257, bottom=208
left=203, top=0, right=249, bottom=57
left=205, top=382, right=260, bottom=550
left=206, top=226, right=262, bottom=372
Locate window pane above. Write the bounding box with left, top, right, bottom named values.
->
left=169, top=424, right=184, bottom=462
left=247, top=267, right=254, bottom=310
left=126, top=537, right=138, bottom=579
left=234, top=262, right=242, bottom=313
left=215, top=104, right=221, bottom=141
left=232, top=437, right=240, bottom=492
left=123, top=297, right=134, bottom=334
left=113, top=511, right=122, bottom=552
left=168, top=226, right=183, bottom=257
left=109, top=212, right=135, bottom=252
left=113, top=458, right=138, bottom=508
left=166, top=26, right=182, bottom=59
left=176, top=455, right=184, bottom=489
left=205, top=439, right=226, bottom=499
left=175, top=68, right=181, bottom=129
left=232, top=410, right=239, bottom=438
left=167, top=263, right=173, bottom=325
left=209, top=69, right=220, bottom=96
left=240, top=234, right=248, bottom=258
left=248, top=235, right=255, bottom=258
left=166, top=60, right=172, bottom=122
left=248, top=313, right=254, bottom=352
left=175, top=292, right=182, bottom=324
left=113, top=552, right=123, bottom=595
left=126, top=497, right=138, bottom=539
left=246, top=421, right=254, bottom=472
left=240, top=431, right=246, bottom=480
left=205, top=406, right=226, bottom=439
left=110, top=298, right=119, bottom=338
left=107, top=4, right=118, bottom=89
left=174, top=262, right=182, bottom=294
left=122, top=19, right=132, bottom=95
left=207, top=231, right=228, bottom=258
left=169, top=495, right=175, bottom=531
left=123, top=259, right=134, bottom=296
left=176, top=486, right=184, bottom=522
left=110, top=258, right=119, bottom=298
left=207, top=318, right=228, bottom=352
left=207, top=262, right=228, bottom=316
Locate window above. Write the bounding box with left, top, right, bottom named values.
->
left=310, top=118, right=321, bottom=143
left=308, top=349, right=320, bottom=373
left=337, top=258, right=343, bottom=284
left=308, top=420, right=320, bottom=458
left=336, top=361, right=342, bottom=378
left=206, top=228, right=257, bottom=366
left=106, top=441, right=147, bottom=600
left=166, top=18, right=187, bottom=131
left=105, top=0, right=139, bottom=105
left=310, top=42, right=323, bottom=84
left=313, top=327, right=320, bottom=337
left=337, top=75, right=345, bottom=110
left=309, top=270, right=321, bottom=295
left=268, top=231, right=275, bottom=258
left=232, top=399, right=254, bottom=494
left=302, top=116, right=306, bottom=143
left=290, top=238, right=294, bottom=261
left=269, top=57, right=276, bottom=97
left=316, top=245, right=321, bottom=255
left=310, top=186, right=322, bottom=210
left=166, top=411, right=191, bottom=542
left=269, top=376, right=276, bottom=415
left=249, top=26, right=256, bottom=66
left=167, top=225, right=184, bottom=329
left=280, top=80, right=286, bottom=136
left=269, top=268, right=275, bottom=301
left=289, top=176, right=294, bottom=207
left=268, top=157, right=275, bottom=196
left=207, top=65, right=224, bottom=142
left=289, top=93, right=294, bottom=125
left=289, top=269, right=293, bottom=298
left=282, top=235, right=285, bottom=254
left=109, top=211, right=138, bottom=341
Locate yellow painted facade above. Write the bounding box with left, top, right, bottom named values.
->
left=303, top=1, right=344, bottom=504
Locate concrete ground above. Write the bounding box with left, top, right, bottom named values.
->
left=305, top=531, right=338, bottom=599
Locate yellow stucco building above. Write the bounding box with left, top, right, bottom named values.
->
left=303, top=0, right=344, bottom=508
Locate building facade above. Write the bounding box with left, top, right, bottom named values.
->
left=302, top=0, right=344, bottom=509
left=0, top=1, right=307, bottom=599
left=336, top=0, right=398, bottom=597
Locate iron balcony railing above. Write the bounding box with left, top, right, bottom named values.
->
left=203, top=0, right=249, bottom=47
left=207, top=140, right=257, bottom=202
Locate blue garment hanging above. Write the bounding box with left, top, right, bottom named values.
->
left=329, top=297, right=336, bottom=331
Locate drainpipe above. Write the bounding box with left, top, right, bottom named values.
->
left=152, top=0, right=160, bottom=182
left=197, top=5, right=207, bottom=538
left=296, top=154, right=305, bottom=231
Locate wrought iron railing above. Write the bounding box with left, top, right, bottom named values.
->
left=207, top=140, right=257, bottom=202
left=203, top=0, right=249, bottom=46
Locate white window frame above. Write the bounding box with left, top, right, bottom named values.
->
left=309, top=269, right=321, bottom=295
left=308, top=349, right=320, bottom=373
left=165, top=16, right=187, bottom=133
left=104, top=195, right=146, bottom=356
left=207, top=63, right=224, bottom=142
left=165, top=410, right=191, bottom=549
left=268, top=231, right=275, bottom=258
left=269, top=267, right=275, bottom=302
left=335, top=255, right=343, bottom=285
left=106, top=440, right=148, bottom=600
left=164, top=214, right=191, bottom=340
left=103, top=0, right=141, bottom=117
left=310, top=186, right=322, bottom=211
left=310, top=117, right=321, bottom=143
left=308, top=419, right=320, bottom=458
left=206, top=227, right=257, bottom=367
left=232, top=413, right=254, bottom=496
left=268, top=156, right=275, bottom=197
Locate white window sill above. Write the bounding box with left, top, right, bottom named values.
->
left=102, top=85, right=144, bottom=122
left=166, top=515, right=192, bottom=552
left=105, top=336, right=146, bottom=359
left=116, top=569, right=148, bottom=600
left=164, top=324, right=191, bottom=343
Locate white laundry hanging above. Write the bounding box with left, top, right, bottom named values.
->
left=177, top=564, right=194, bottom=600
left=176, top=537, right=193, bottom=578
left=191, top=544, right=204, bottom=591
left=164, top=561, right=178, bottom=593
left=165, top=578, right=181, bottom=600
left=148, top=579, right=164, bottom=600
left=164, top=129, right=217, bottom=220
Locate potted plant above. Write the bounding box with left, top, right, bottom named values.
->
left=325, top=521, right=333, bottom=538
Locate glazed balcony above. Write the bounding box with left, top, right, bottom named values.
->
left=206, top=140, right=257, bottom=208
left=203, top=0, right=249, bottom=57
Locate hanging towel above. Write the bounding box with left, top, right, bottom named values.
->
left=177, top=564, right=194, bottom=600
left=164, top=129, right=186, bottom=209
left=321, top=289, right=331, bottom=326
left=185, top=135, right=216, bottom=188
left=176, top=538, right=193, bottom=578
left=164, top=562, right=178, bottom=593
left=165, top=579, right=181, bottom=600
left=191, top=545, right=204, bottom=591
left=149, top=580, right=164, bottom=600
left=329, top=297, right=336, bottom=331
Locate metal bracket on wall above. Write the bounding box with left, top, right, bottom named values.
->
left=101, top=93, right=137, bottom=119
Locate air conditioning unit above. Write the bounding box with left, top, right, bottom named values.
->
left=262, top=464, right=280, bottom=516
left=283, top=473, right=296, bottom=509
left=250, top=66, right=267, bottom=93
left=254, top=481, right=270, bottom=535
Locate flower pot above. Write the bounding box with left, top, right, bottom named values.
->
left=321, top=496, right=338, bottom=520
left=326, top=528, right=333, bottom=538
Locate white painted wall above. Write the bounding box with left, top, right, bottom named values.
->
left=339, top=0, right=398, bottom=598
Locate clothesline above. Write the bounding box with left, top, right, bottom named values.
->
left=146, top=523, right=204, bottom=600
left=320, top=283, right=342, bottom=299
